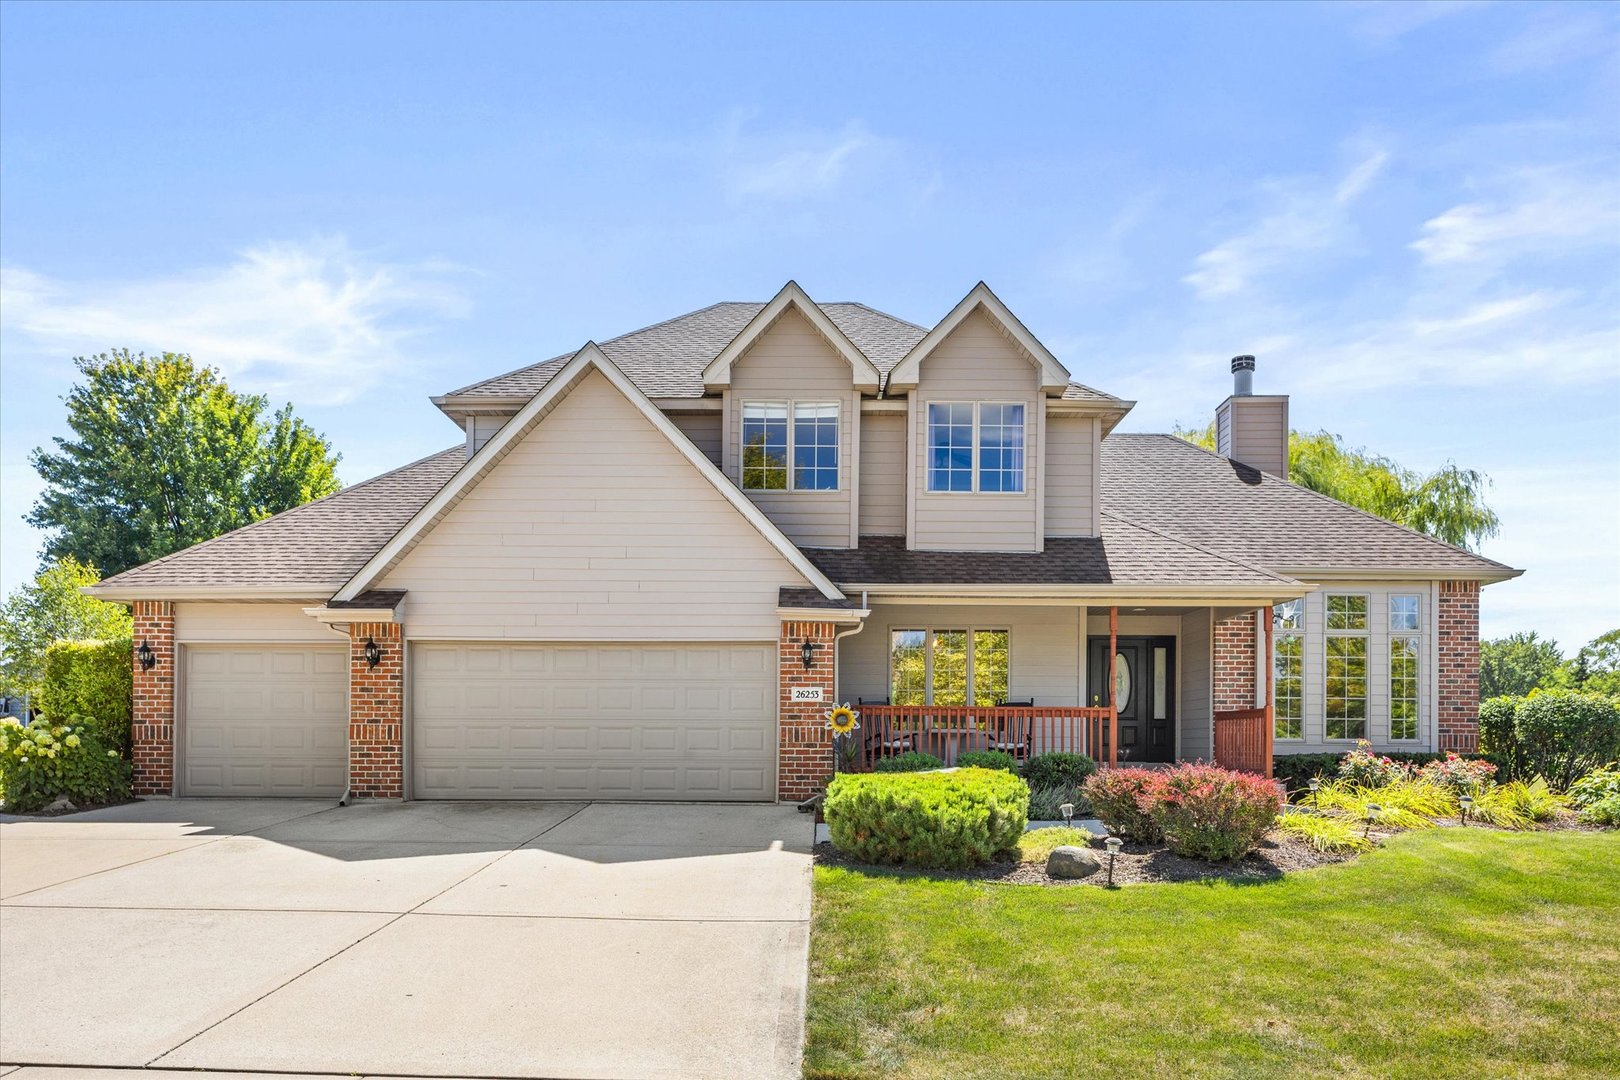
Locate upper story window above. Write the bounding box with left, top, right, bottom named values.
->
left=926, top=402, right=1026, bottom=494
left=742, top=401, right=838, bottom=491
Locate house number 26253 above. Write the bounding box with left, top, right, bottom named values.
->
left=790, top=687, right=824, bottom=703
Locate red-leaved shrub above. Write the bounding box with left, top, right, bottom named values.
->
left=1148, top=763, right=1283, bottom=861
left=1082, top=767, right=1167, bottom=842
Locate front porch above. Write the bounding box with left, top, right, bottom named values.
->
left=832, top=601, right=1277, bottom=775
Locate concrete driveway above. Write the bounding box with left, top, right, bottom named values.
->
left=0, top=798, right=813, bottom=1080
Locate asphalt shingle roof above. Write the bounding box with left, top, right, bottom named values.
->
left=445, top=300, right=1120, bottom=403
left=1099, top=434, right=1515, bottom=576
left=95, top=448, right=465, bottom=590
left=803, top=521, right=1293, bottom=588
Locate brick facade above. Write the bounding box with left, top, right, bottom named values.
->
left=130, top=600, right=175, bottom=796
left=778, top=620, right=838, bottom=802
left=348, top=621, right=404, bottom=798
left=1437, top=580, right=1481, bottom=752
left=1213, top=609, right=1259, bottom=712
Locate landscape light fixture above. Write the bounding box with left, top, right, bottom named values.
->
left=800, top=638, right=819, bottom=671
left=1104, top=836, right=1123, bottom=887
left=1459, top=794, right=1474, bottom=827
left=136, top=640, right=157, bottom=671
left=364, top=636, right=383, bottom=669
left=1060, top=802, right=1075, bottom=828
left=1364, top=803, right=1382, bottom=841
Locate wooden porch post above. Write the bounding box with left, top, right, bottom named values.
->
left=1108, top=605, right=1119, bottom=768
left=1262, top=606, right=1275, bottom=779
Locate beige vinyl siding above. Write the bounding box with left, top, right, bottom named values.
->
left=1216, top=396, right=1289, bottom=478
left=723, top=307, right=858, bottom=548
left=1285, top=582, right=1436, bottom=753
left=839, top=604, right=1085, bottom=706
left=1179, top=609, right=1213, bottom=761
left=669, top=410, right=722, bottom=467
left=465, top=415, right=510, bottom=457
left=379, top=369, right=810, bottom=640
left=1044, top=413, right=1098, bottom=537
left=174, top=603, right=338, bottom=643
left=858, top=412, right=906, bottom=536
left=909, top=309, right=1042, bottom=552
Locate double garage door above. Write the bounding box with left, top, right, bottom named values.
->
left=412, top=642, right=776, bottom=801
left=181, top=646, right=348, bottom=797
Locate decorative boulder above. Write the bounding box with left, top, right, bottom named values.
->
left=1046, top=845, right=1101, bottom=879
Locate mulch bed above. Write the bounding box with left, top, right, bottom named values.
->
left=814, top=828, right=1356, bottom=888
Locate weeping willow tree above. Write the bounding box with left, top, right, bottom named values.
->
left=1174, top=425, right=1500, bottom=552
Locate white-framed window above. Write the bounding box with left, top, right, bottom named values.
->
left=926, top=402, right=1026, bottom=493
left=1325, top=594, right=1368, bottom=740
left=888, top=628, right=1010, bottom=706
left=1273, top=599, right=1303, bottom=740
left=1389, top=594, right=1421, bottom=740
left=741, top=400, right=838, bottom=491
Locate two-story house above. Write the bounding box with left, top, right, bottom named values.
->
left=89, top=282, right=1521, bottom=803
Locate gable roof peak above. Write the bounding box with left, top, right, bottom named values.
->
left=700, top=281, right=883, bottom=393
left=885, top=281, right=1072, bottom=395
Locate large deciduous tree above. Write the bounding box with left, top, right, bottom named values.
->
left=1174, top=425, right=1500, bottom=551
left=27, top=350, right=341, bottom=577
left=0, top=557, right=133, bottom=700
left=1479, top=631, right=1570, bottom=700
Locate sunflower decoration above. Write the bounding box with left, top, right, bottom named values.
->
left=825, top=703, right=861, bottom=735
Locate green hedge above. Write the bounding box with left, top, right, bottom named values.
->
left=825, top=767, right=1029, bottom=869
left=1021, top=751, right=1097, bottom=788
left=38, top=638, right=133, bottom=755
left=872, top=751, right=944, bottom=773
left=955, top=749, right=1018, bottom=772
left=1508, top=691, right=1620, bottom=790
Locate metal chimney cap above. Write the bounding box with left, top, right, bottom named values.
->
left=1231, top=355, right=1256, bottom=373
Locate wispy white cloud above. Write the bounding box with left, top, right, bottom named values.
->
left=1410, top=169, right=1620, bottom=266
left=1488, top=7, right=1618, bottom=74
left=1183, top=150, right=1389, bottom=298
left=0, top=238, right=469, bottom=406
left=1339, top=0, right=1491, bottom=43
left=714, top=112, right=935, bottom=203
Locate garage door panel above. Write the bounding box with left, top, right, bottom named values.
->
left=412, top=642, right=775, bottom=801
left=182, top=646, right=347, bottom=797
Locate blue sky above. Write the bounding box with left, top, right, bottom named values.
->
left=2, top=1, right=1616, bottom=649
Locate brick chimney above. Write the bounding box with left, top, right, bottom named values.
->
left=1216, top=355, right=1289, bottom=479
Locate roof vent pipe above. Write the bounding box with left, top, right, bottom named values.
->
left=1231, top=355, right=1255, bottom=397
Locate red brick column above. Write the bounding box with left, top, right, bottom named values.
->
left=349, top=621, right=404, bottom=798
left=1213, top=610, right=1259, bottom=711
left=1438, top=581, right=1481, bottom=752
left=130, top=601, right=175, bottom=796
left=778, top=620, right=837, bottom=802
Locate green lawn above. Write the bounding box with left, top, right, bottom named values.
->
left=805, top=829, right=1620, bottom=1079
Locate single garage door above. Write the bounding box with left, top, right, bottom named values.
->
left=412, top=642, right=776, bottom=801
left=181, top=646, right=348, bottom=796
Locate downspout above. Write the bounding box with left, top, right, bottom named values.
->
left=831, top=591, right=870, bottom=703
left=316, top=618, right=355, bottom=808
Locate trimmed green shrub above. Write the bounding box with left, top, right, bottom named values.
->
left=1148, top=763, right=1283, bottom=861
left=38, top=637, right=133, bottom=755
left=1512, top=691, right=1620, bottom=790
left=1026, top=782, right=1090, bottom=821
left=825, top=767, right=1030, bottom=869
left=1021, top=751, right=1097, bottom=789
left=873, top=751, right=944, bottom=773
left=955, top=750, right=1018, bottom=772
left=1578, top=793, right=1620, bottom=827
left=1082, top=767, right=1166, bottom=843
left=0, top=716, right=132, bottom=812
left=1478, top=696, right=1523, bottom=777
left=1567, top=764, right=1620, bottom=809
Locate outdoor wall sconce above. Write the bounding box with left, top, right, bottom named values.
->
left=1104, top=836, right=1123, bottom=887
left=136, top=640, right=156, bottom=671
left=800, top=638, right=819, bottom=671
left=364, top=636, right=383, bottom=669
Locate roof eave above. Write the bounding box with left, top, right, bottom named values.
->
left=835, top=583, right=1315, bottom=604
left=1273, top=566, right=1525, bottom=585
left=83, top=584, right=342, bottom=602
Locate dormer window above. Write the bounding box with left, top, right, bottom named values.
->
left=927, top=402, right=1025, bottom=493
left=742, top=401, right=839, bottom=491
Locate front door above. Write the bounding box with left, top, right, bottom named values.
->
left=1087, top=636, right=1176, bottom=763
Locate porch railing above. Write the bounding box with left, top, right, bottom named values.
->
left=1213, top=707, right=1272, bottom=776
left=856, top=705, right=1115, bottom=768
